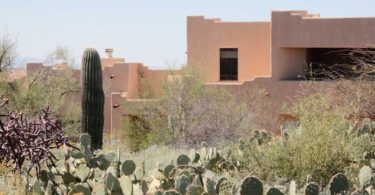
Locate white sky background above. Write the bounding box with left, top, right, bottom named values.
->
left=1, top=0, right=375, bottom=69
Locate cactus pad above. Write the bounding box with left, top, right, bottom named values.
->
left=329, top=173, right=349, bottom=194
left=175, top=175, right=191, bottom=194
left=304, top=182, right=319, bottom=195
left=203, top=177, right=216, bottom=195
left=187, top=185, right=204, bottom=195
left=33, top=180, right=43, bottom=195
left=266, top=187, right=284, bottom=195
left=119, top=175, right=133, bottom=195
left=177, top=154, right=191, bottom=165
left=104, top=172, right=121, bottom=192
left=92, top=183, right=106, bottom=195
left=359, top=166, right=373, bottom=189
left=163, top=164, right=175, bottom=178
left=239, top=176, right=263, bottom=195
left=71, top=183, right=91, bottom=195
left=96, top=154, right=111, bottom=170
left=76, top=165, right=90, bottom=182
left=71, top=151, right=85, bottom=159
left=121, top=160, right=136, bottom=176
left=80, top=133, right=91, bottom=148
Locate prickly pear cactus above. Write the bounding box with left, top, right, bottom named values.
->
left=203, top=177, right=216, bottom=195
left=119, top=175, right=133, bottom=195
left=175, top=175, right=191, bottom=194
left=187, top=185, right=205, bottom=195
left=70, top=183, right=91, bottom=195
left=104, top=172, right=121, bottom=192
left=92, top=183, right=106, bottom=195
left=304, top=182, right=319, bottom=195
left=359, top=166, right=373, bottom=189
left=163, top=190, right=181, bottom=195
left=134, top=167, right=145, bottom=181
left=33, top=180, right=43, bottom=195
left=177, top=154, right=191, bottom=165
left=76, top=165, right=90, bottom=182
left=121, top=159, right=136, bottom=176
left=96, top=154, right=111, bottom=170
left=266, top=187, right=284, bottom=195
left=80, top=133, right=91, bottom=149
left=238, top=176, right=263, bottom=195
left=164, top=164, right=175, bottom=179
left=216, top=177, right=233, bottom=195
left=329, top=173, right=349, bottom=194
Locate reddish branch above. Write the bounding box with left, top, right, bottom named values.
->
left=0, top=98, right=73, bottom=174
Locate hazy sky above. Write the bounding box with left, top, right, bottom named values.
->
left=1, top=0, right=375, bottom=68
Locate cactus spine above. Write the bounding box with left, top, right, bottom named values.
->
left=81, top=48, right=104, bottom=150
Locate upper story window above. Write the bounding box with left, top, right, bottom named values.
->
left=220, top=48, right=238, bottom=81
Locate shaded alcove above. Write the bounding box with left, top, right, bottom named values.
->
left=304, top=48, right=375, bottom=80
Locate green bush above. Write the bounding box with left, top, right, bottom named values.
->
left=122, top=113, right=157, bottom=151
left=240, top=93, right=364, bottom=185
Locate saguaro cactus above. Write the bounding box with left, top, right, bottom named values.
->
left=81, top=48, right=104, bottom=150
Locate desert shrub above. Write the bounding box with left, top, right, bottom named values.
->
left=121, top=68, right=259, bottom=150
left=120, top=100, right=173, bottom=152
left=240, top=92, right=366, bottom=185
left=0, top=66, right=81, bottom=138
left=122, top=113, right=166, bottom=152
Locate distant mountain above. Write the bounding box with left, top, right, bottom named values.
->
left=12, top=57, right=81, bottom=69
left=12, top=57, right=43, bottom=69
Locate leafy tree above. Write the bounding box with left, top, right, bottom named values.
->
left=0, top=46, right=81, bottom=136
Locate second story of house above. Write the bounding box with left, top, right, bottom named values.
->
left=187, top=10, right=375, bottom=83
left=187, top=16, right=271, bottom=83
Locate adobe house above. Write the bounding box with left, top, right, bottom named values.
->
left=188, top=10, right=375, bottom=82
left=186, top=10, right=375, bottom=129
left=25, top=10, right=375, bottom=133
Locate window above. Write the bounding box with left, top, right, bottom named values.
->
left=220, top=48, right=238, bottom=81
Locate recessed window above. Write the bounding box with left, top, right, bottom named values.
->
left=220, top=48, right=238, bottom=81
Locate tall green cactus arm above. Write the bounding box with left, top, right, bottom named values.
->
left=81, top=48, right=105, bottom=150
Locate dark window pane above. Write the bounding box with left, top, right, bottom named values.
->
left=220, top=48, right=238, bottom=81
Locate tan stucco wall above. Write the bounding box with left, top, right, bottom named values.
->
left=5, top=69, right=27, bottom=81
left=101, top=59, right=181, bottom=132
left=187, top=16, right=271, bottom=83
left=101, top=58, right=125, bottom=67
left=272, top=11, right=375, bottom=80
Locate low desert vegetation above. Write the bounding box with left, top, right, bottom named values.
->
left=121, top=68, right=261, bottom=151
left=0, top=46, right=81, bottom=137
